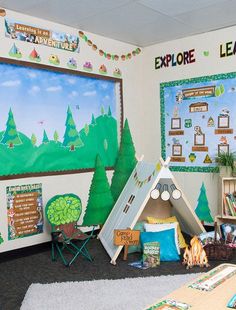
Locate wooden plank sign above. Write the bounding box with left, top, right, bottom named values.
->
left=114, top=229, right=140, bottom=246
left=114, top=229, right=140, bottom=261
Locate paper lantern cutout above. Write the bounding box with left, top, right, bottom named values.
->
left=161, top=184, right=170, bottom=201
left=150, top=183, right=161, bottom=200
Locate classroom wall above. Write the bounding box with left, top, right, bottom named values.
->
left=141, top=25, right=236, bottom=222
left=1, top=8, right=236, bottom=253
left=0, top=9, right=144, bottom=252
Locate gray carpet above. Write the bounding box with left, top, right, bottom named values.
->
left=0, top=238, right=235, bottom=310
left=21, top=274, right=202, bottom=310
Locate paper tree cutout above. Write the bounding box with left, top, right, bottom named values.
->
left=195, top=182, right=214, bottom=223
left=111, top=119, right=137, bottom=202
left=0, top=233, right=4, bottom=245
left=0, top=108, right=22, bottom=148
left=83, top=154, right=114, bottom=226
left=62, top=106, right=83, bottom=151
left=46, top=194, right=82, bottom=225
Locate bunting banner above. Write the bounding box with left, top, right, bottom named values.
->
left=133, top=167, right=158, bottom=188
left=78, top=30, right=141, bottom=61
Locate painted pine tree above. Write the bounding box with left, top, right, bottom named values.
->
left=62, top=106, right=83, bottom=151
left=195, top=182, right=214, bottom=224
left=111, top=119, right=137, bottom=202
left=83, top=154, right=114, bottom=226
left=108, top=106, right=112, bottom=117
left=84, top=123, right=89, bottom=136
left=91, top=113, right=96, bottom=126
left=53, top=130, right=59, bottom=143
left=42, top=130, right=49, bottom=144
left=31, top=133, right=37, bottom=146
left=1, top=108, right=22, bottom=148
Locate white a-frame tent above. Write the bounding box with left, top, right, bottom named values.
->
left=99, top=157, right=205, bottom=264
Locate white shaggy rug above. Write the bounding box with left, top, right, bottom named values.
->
left=21, top=273, right=201, bottom=310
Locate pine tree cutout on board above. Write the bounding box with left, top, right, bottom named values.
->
left=111, top=119, right=137, bottom=202
left=195, top=182, right=214, bottom=224
left=42, top=130, right=49, bottom=144
left=62, top=106, right=83, bottom=151
left=83, top=154, right=114, bottom=226
left=0, top=108, right=22, bottom=148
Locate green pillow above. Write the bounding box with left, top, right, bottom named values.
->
left=128, top=221, right=145, bottom=253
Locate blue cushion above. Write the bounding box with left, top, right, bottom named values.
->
left=128, top=221, right=145, bottom=254
left=140, top=229, right=180, bottom=261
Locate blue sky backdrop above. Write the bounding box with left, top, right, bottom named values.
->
left=0, top=63, right=116, bottom=145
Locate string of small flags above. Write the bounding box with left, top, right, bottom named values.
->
left=78, top=30, right=141, bottom=61
left=133, top=162, right=161, bottom=188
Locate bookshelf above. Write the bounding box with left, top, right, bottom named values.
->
left=216, top=177, right=236, bottom=229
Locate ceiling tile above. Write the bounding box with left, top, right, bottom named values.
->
left=1, top=0, right=236, bottom=46
left=176, top=0, right=236, bottom=31
left=0, top=0, right=49, bottom=11
left=138, top=0, right=230, bottom=17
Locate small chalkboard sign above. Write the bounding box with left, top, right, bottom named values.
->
left=114, top=229, right=140, bottom=260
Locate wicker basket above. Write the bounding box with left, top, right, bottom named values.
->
left=204, top=223, right=234, bottom=261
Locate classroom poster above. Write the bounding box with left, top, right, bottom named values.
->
left=0, top=60, right=121, bottom=177
left=160, top=72, right=236, bottom=172
left=7, top=183, right=43, bottom=240
left=5, top=18, right=80, bottom=52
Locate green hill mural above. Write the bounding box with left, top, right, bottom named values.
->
left=0, top=111, right=118, bottom=176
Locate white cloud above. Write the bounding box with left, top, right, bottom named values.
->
left=69, top=90, right=78, bottom=98
left=100, top=82, right=108, bottom=90
left=28, top=85, right=40, bottom=94
left=46, top=86, right=62, bottom=92
left=1, top=80, right=21, bottom=87
left=67, top=78, right=76, bottom=85
left=83, top=90, right=96, bottom=97
left=27, top=72, right=37, bottom=78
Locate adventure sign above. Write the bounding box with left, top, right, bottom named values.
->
left=5, top=18, right=79, bottom=52
left=114, top=229, right=140, bottom=246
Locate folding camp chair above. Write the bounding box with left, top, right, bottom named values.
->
left=45, top=194, right=95, bottom=267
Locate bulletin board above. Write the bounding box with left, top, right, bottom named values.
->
left=7, top=183, right=43, bottom=240
left=160, top=72, right=236, bottom=172
left=0, top=58, right=123, bottom=178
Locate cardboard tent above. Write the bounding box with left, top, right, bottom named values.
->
left=99, top=157, right=205, bottom=264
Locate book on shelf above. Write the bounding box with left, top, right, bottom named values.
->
left=224, top=193, right=236, bottom=217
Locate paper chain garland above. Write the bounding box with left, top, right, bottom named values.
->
left=78, top=31, right=141, bottom=61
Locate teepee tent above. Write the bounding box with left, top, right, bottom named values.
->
left=99, top=157, right=205, bottom=264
